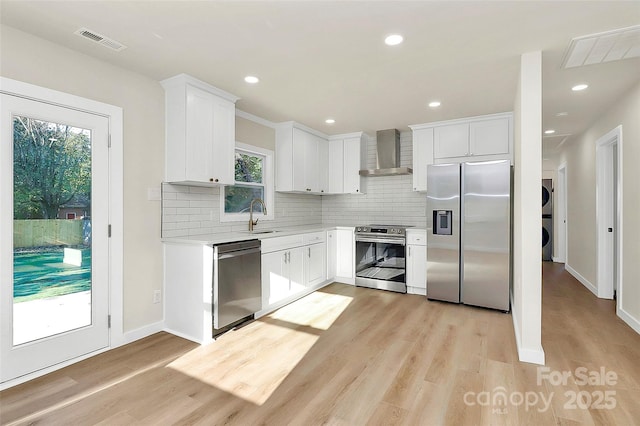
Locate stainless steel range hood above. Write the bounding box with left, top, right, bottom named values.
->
left=359, top=129, right=412, bottom=177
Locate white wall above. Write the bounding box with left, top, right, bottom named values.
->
left=556, top=81, right=640, bottom=333
left=511, top=51, right=544, bottom=364
left=1, top=25, right=165, bottom=332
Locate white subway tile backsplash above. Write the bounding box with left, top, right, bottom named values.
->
left=161, top=183, right=322, bottom=237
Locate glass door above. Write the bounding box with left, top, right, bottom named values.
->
left=1, top=93, right=109, bottom=384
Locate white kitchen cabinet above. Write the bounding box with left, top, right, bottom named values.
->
left=410, top=127, right=434, bottom=192
left=262, top=250, right=290, bottom=306
left=432, top=114, right=512, bottom=162
left=276, top=122, right=328, bottom=194
left=335, top=227, right=355, bottom=284
left=469, top=117, right=510, bottom=156
left=164, top=243, right=214, bottom=344
left=327, top=132, right=367, bottom=195
left=306, top=243, right=327, bottom=287
left=343, top=136, right=366, bottom=194
left=327, top=230, right=337, bottom=280
left=434, top=123, right=469, bottom=159
left=260, top=231, right=329, bottom=313
left=406, top=229, right=427, bottom=296
left=327, top=139, right=344, bottom=194
left=261, top=246, right=305, bottom=306
left=161, top=74, right=239, bottom=186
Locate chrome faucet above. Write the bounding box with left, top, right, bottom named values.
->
left=249, top=198, right=267, bottom=231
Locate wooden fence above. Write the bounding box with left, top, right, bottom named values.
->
left=13, top=220, right=84, bottom=248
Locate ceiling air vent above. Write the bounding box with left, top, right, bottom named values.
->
left=562, top=25, right=640, bottom=69
left=74, top=27, right=127, bottom=52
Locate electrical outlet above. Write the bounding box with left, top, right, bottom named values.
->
left=153, top=289, right=161, bottom=304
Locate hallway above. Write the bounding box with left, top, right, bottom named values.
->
left=541, top=261, right=640, bottom=424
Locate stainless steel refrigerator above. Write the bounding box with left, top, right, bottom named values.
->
left=426, top=160, right=511, bottom=311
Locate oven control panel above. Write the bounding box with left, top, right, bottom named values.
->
left=355, top=226, right=407, bottom=236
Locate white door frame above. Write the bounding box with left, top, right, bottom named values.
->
left=595, top=125, right=622, bottom=302
left=0, top=77, right=123, bottom=389
left=554, top=163, right=567, bottom=263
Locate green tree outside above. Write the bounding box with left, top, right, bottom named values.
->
left=13, top=117, right=91, bottom=219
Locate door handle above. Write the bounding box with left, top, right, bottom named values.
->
left=608, top=228, right=613, bottom=233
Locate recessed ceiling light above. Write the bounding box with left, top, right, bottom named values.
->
left=572, top=84, right=588, bottom=91
left=544, top=129, right=556, bottom=135
left=384, top=34, right=403, bottom=46
left=428, top=101, right=441, bottom=108
left=244, top=76, right=259, bottom=84
left=555, top=112, right=569, bottom=117
left=325, top=118, right=335, bottom=124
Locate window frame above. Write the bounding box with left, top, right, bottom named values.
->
left=220, top=142, right=274, bottom=223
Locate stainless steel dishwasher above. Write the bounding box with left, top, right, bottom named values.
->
left=213, top=239, right=262, bottom=336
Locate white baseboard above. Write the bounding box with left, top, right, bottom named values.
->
left=510, top=292, right=546, bottom=365
left=617, top=306, right=640, bottom=335
left=551, top=256, right=565, bottom=263
left=162, top=327, right=212, bottom=345
left=407, top=286, right=427, bottom=296
left=119, top=321, right=165, bottom=347
left=565, top=264, right=597, bottom=296
left=334, top=276, right=355, bottom=285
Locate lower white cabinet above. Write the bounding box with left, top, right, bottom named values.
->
left=306, top=243, right=327, bottom=287
left=164, top=243, right=214, bottom=344
left=406, top=229, right=427, bottom=295
left=335, top=227, right=355, bottom=284
left=260, top=231, right=328, bottom=312
left=327, top=230, right=337, bottom=280
left=261, top=247, right=305, bottom=306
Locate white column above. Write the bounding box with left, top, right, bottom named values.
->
left=512, top=51, right=545, bottom=364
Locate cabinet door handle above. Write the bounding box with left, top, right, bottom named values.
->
left=408, top=246, right=411, bottom=256
left=308, top=247, right=311, bottom=258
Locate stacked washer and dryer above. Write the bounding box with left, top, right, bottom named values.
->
left=542, top=179, right=553, bottom=261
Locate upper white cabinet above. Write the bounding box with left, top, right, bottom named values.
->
left=276, top=122, right=328, bottom=194
left=434, top=123, right=469, bottom=159
left=410, top=127, right=434, bottom=192
left=327, top=132, right=367, bottom=195
left=432, top=114, right=512, bottom=161
left=410, top=112, right=513, bottom=192
left=469, top=117, right=510, bottom=156
left=161, top=74, right=239, bottom=186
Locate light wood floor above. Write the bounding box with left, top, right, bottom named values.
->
left=1, top=262, right=639, bottom=425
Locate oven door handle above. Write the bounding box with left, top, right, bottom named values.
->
left=355, top=235, right=406, bottom=245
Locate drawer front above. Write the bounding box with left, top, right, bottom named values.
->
left=407, top=230, right=427, bottom=246
left=261, top=234, right=305, bottom=253
left=303, top=231, right=326, bottom=244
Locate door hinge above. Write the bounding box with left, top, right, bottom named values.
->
left=108, top=315, right=111, bottom=328
left=108, top=224, right=112, bottom=238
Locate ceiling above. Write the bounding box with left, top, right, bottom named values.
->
left=1, top=1, right=639, bottom=156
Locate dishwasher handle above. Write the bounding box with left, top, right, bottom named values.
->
left=217, top=247, right=261, bottom=260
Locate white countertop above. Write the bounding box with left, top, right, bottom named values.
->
left=161, top=224, right=355, bottom=245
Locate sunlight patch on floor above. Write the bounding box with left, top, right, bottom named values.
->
left=167, top=289, right=353, bottom=405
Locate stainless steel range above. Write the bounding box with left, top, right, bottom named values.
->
left=354, top=224, right=411, bottom=293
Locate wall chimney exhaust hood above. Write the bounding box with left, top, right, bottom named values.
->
left=359, top=129, right=412, bottom=177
